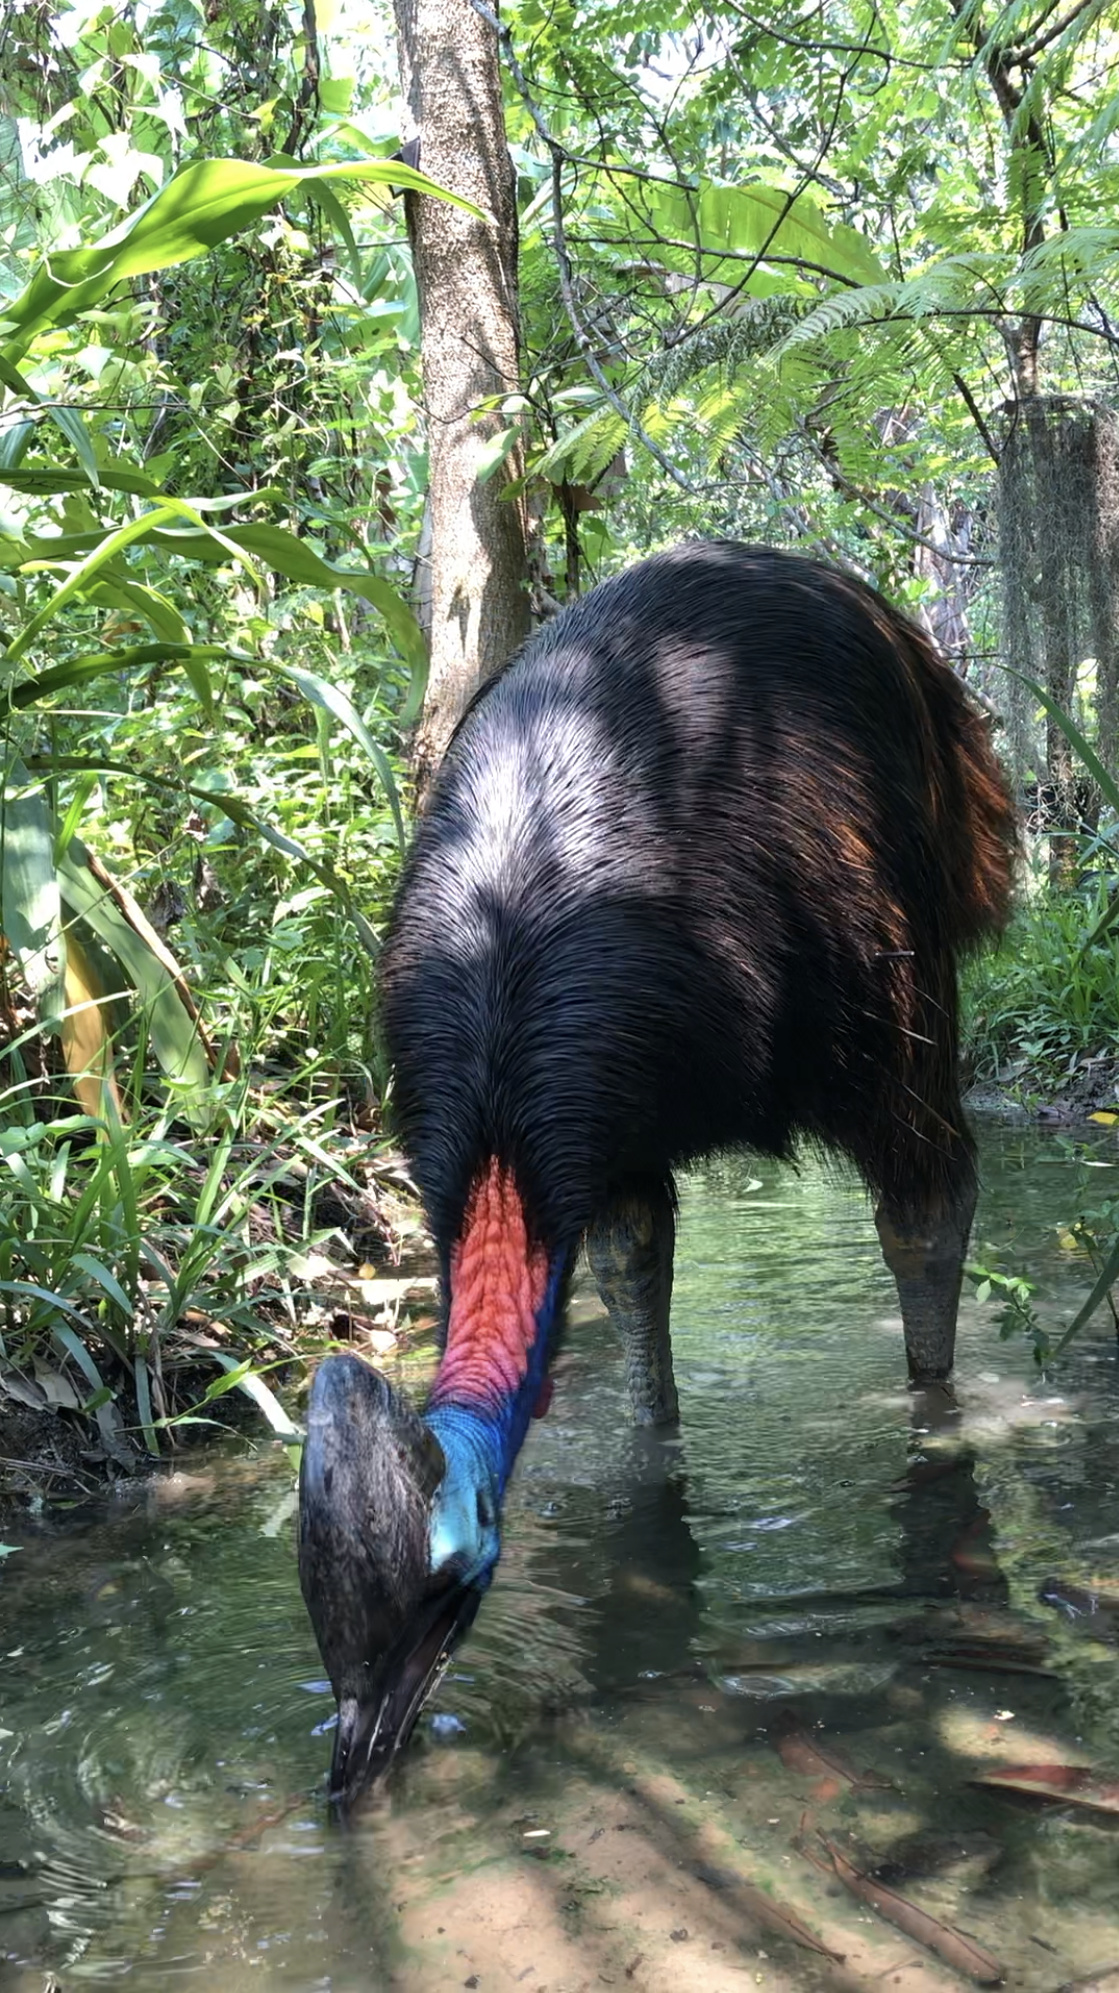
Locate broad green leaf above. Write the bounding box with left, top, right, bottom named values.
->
left=0, top=758, right=65, bottom=1016
left=10, top=643, right=240, bottom=710
left=581, top=173, right=886, bottom=291
left=398, top=644, right=430, bottom=730
left=58, top=843, right=214, bottom=1122
left=69, top=1252, right=134, bottom=1317
left=49, top=1320, right=129, bottom=1457
left=43, top=404, right=103, bottom=491
left=476, top=425, right=521, bottom=484
left=1053, top=1232, right=1119, bottom=1355
left=133, top=1353, right=160, bottom=1456
left=0, top=421, right=34, bottom=474
left=85, top=575, right=191, bottom=648
left=54, top=773, right=98, bottom=862
left=1, top=157, right=484, bottom=360
left=304, top=176, right=363, bottom=291
left=203, top=1349, right=302, bottom=1440
left=0, top=465, right=162, bottom=497
left=318, top=76, right=354, bottom=116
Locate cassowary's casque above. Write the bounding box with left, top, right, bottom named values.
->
left=299, top=540, right=1017, bottom=1806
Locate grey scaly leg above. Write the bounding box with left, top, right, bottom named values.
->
left=586, top=1181, right=679, bottom=1426
left=875, top=1172, right=977, bottom=1386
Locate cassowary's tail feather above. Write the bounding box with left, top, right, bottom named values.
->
left=900, top=614, right=1018, bottom=950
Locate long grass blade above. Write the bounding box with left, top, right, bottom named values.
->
left=1052, top=1233, right=1119, bottom=1356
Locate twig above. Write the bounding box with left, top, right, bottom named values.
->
left=798, top=425, right=996, bottom=566
left=468, top=0, right=697, bottom=495
left=1014, top=0, right=1106, bottom=63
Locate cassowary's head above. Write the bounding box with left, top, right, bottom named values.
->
left=299, top=1166, right=565, bottom=1809
left=298, top=1355, right=498, bottom=1810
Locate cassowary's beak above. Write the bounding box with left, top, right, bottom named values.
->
left=297, top=1353, right=483, bottom=1812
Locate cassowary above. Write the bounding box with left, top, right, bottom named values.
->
left=299, top=540, right=1016, bottom=1807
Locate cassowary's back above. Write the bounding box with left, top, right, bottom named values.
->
left=382, top=542, right=1013, bottom=1253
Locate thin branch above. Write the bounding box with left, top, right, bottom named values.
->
left=469, top=0, right=696, bottom=493
left=721, top=2, right=937, bottom=70
left=951, top=368, right=1001, bottom=463
left=1013, top=0, right=1105, bottom=63
left=800, top=425, right=996, bottom=566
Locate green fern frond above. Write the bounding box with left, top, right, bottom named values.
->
left=633, top=294, right=804, bottom=406
left=533, top=406, right=627, bottom=486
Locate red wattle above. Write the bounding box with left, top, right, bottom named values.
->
left=430, top=1160, right=549, bottom=1411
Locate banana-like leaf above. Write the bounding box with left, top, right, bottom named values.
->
left=0, top=758, right=65, bottom=1019
left=57, top=843, right=215, bottom=1126
left=60, top=921, right=123, bottom=1124
left=572, top=172, right=886, bottom=289
left=148, top=522, right=426, bottom=665
left=1, top=157, right=484, bottom=361
left=11, top=642, right=244, bottom=710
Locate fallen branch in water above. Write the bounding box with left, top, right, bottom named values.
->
left=802, top=1829, right=1004, bottom=1986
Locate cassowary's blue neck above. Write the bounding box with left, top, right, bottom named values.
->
left=421, top=1161, right=567, bottom=1584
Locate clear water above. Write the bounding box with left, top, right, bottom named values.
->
left=4, top=1126, right=1119, bottom=1991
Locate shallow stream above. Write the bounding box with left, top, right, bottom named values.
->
left=3, top=1125, right=1119, bottom=1990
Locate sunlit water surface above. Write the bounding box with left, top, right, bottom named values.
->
left=4, top=1126, right=1119, bottom=1990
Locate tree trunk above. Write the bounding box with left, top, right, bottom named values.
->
left=393, top=0, right=530, bottom=797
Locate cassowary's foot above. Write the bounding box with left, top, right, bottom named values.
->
left=875, top=1180, right=977, bottom=1386
left=586, top=1180, right=678, bottom=1426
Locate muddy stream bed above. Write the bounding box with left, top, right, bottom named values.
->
left=3, top=1125, right=1119, bottom=1991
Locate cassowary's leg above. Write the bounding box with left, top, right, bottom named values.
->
left=875, top=1162, right=977, bottom=1386
left=586, top=1181, right=678, bottom=1426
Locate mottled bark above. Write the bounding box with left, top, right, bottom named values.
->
left=393, top=0, right=530, bottom=796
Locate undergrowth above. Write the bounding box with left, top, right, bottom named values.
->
left=963, top=845, right=1119, bottom=1100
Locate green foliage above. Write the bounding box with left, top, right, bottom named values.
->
left=0, top=0, right=453, bottom=1449
left=502, top=0, right=1119, bottom=615
left=965, top=1258, right=1046, bottom=1363
left=1, top=0, right=1118, bottom=1449
left=963, top=862, right=1119, bottom=1084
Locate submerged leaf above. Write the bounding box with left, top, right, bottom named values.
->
left=973, top=1763, right=1119, bottom=1815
